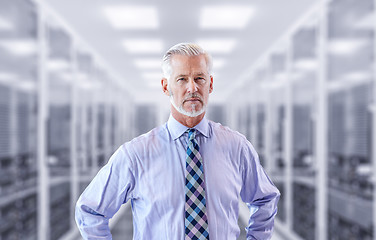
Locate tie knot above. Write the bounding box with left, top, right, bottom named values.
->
left=187, top=128, right=196, bottom=141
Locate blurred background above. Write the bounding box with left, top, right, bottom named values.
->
left=0, top=0, right=375, bottom=239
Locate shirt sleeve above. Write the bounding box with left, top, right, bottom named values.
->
left=75, top=144, right=136, bottom=240
left=239, top=140, right=280, bottom=240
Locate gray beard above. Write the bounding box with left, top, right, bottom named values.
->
left=169, top=94, right=206, bottom=118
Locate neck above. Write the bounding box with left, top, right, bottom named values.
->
left=171, top=105, right=205, bottom=128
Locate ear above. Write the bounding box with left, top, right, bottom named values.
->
left=161, top=78, right=170, bottom=96
left=209, top=75, right=214, bottom=94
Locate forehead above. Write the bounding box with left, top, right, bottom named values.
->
left=170, top=54, right=208, bottom=74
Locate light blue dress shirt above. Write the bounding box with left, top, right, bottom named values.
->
left=75, top=115, right=280, bottom=240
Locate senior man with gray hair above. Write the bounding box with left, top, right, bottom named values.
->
left=75, top=43, right=280, bottom=240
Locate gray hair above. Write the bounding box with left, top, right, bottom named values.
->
left=162, top=43, right=213, bottom=81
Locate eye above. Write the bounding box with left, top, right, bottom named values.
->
left=195, top=77, right=205, bottom=82
left=177, top=77, right=186, bottom=82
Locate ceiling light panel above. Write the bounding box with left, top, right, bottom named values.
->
left=294, top=58, right=317, bottom=71
left=122, top=39, right=163, bottom=54
left=103, top=6, right=159, bottom=30
left=197, top=39, right=236, bottom=54
left=48, top=59, right=70, bottom=71
left=18, top=80, right=36, bottom=92
left=0, top=39, right=37, bottom=56
left=134, top=58, right=161, bottom=69
left=328, top=39, right=366, bottom=55
left=344, top=71, right=371, bottom=81
left=142, top=71, right=163, bottom=80
left=200, top=5, right=254, bottom=29
left=0, top=72, right=17, bottom=82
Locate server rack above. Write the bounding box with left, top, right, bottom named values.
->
left=228, top=0, right=376, bottom=239
left=0, top=0, right=133, bottom=240
left=206, top=104, right=227, bottom=126
left=0, top=0, right=39, bottom=239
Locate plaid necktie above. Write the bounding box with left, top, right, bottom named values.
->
left=185, top=129, right=209, bottom=240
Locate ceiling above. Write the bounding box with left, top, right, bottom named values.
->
left=45, top=0, right=318, bottom=104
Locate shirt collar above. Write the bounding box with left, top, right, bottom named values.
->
left=167, top=114, right=210, bottom=140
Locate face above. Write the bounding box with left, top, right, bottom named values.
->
left=162, top=54, right=213, bottom=118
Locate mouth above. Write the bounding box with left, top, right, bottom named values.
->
left=184, top=98, right=202, bottom=103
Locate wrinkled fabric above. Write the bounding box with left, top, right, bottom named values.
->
left=75, top=115, right=280, bottom=240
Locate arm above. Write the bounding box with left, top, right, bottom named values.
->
left=75, top=145, right=136, bottom=240
left=239, top=141, right=280, bottom=240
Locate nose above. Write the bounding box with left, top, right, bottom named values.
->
left=187, top=78, right=198, bottom=93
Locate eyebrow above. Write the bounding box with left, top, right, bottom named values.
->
left=175, top=72, right=207, bottom=78
left=176, top=74, right=188, bottom=78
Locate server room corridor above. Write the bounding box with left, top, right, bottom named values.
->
left=0, top=0, right=376, bottom=239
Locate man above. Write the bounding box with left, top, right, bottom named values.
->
left=75, top=43, right=280, bottom=240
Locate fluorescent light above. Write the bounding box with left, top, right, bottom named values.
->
left=356, top=164, right=371, bottom=176
left=0, top=16, right=13, bottom=31
left=134, top=58, right=161, bottom=69
left=294, top=59, right=317, bottom=71
left=57, top=72, right=74, bottom=82
left=0, top=72, right=17, bottom=81
left=328, top=71, right=372, bottom=92
left=122, top=39, right=163, bottom=53
left=48, top=59, right=70, bottom=71
left=274, top=71, right=303, bottom=81
left=197, top=39, right=236, bottom=54
left=0, top=39, right=36, bottom=56
left=328, top=39, right=366, bottom=55
left=103, top=6, right=158, bottom=30
left=263, top=72, right=304, bottom=89
left=200, top=5, right=254, bottom=29
left=0, top=73, right=36, bottom=92
left=18, top=80, right=36, bottom=92
left=344, top=71, right=371, bottom=81
left=79, top=79, right=101, bottom=90
left=142, top=71, right=163, bottom=80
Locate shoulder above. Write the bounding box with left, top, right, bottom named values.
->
left=121, top=123, right=169, bottom=155
left=208, top=120, right=248, bottom=143
left=208, top=120, right=258, bottom=156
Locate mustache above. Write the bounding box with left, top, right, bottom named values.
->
left=183, top=93, right=203, bottom=103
